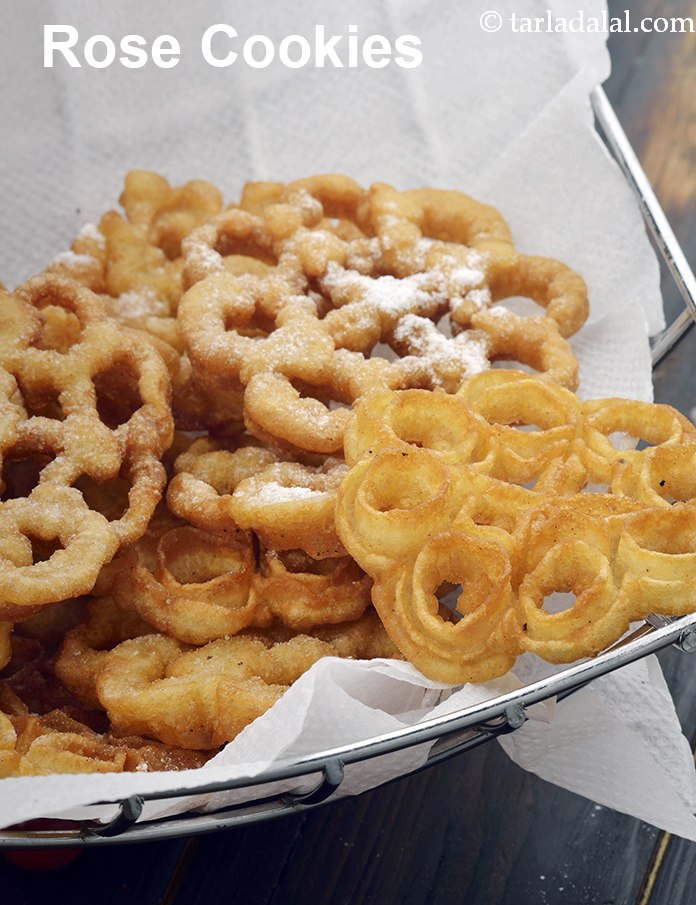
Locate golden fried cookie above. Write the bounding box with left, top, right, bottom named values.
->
left=336, top=377, right=696, bottom=680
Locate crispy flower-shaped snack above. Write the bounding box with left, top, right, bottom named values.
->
left=175, top=174, right=585, bottom=451
left=0, top=487, right=120, bottom=621
left=56, top=606, right=397, bottom=749
left=229, top=459, right=348, bottom=559
left=3, top=168, right=656, bottom=778
left=48, top=170, right=223, bottom=306
left=336, top=372, right=696, bottom=682
left=0, top=275, right=173, bottom=550
left=167, top=432, right=350, bottom=558
left=252, top=548, right=372, bottom=631
left=0, top=708, right=209, bottom=777
left=46, top=171, right=235, bottom=432
left=43, top=172, right=585, bottom=449
left=112, top=524, right=261, bottom=645
left=120, top=170, right=224, bottom=260
left=166, top=436, right=280, bottom=532
left=109, top=502, right=371, bottom=642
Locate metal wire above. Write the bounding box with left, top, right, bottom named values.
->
left=591, top=87, right=696, bottom=364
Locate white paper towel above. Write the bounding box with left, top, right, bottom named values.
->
left=1, top=0, right=693, bottom=839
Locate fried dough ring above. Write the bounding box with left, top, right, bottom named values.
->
left=456, top=370, right=584, bottom=484
left=2, top=276, right=173, bottom=549
left=112, top=526, right=258, bottom=645
left=372, top=531, right=517, bottom=683
left=230, top=460, right=348, bottom=558
left=120, top=170, right=223, bottom=260
left=612, top=443, right=696, bottom=507
left=614, top=506, right=696, bottom=615
left=582, top=398, right=696, bottom=485
left=0, top=709, right=210, bottom=776
left=472, top=310, right=579, bottom=390
left=337, top=380, right=696, bottom=678
left=46, top=222, right=107, bottom=294
left=178, top=271, right=333, bottom=388
left=251, top=549, right=372, bottom=630
left=242, top=372, right=351, bottom=455
left=0, top=365, right=24, bottom=490
left=243, top=349, right=399, bottom=457
left=0, top=486, right=120, bottom=620
left=343, top=388, right=490, bottom=468
left=177, top=178, right=585, bottom=446
left=239, top=175, right=370, bottom=246
left=515, top=550, right=619, bottom=662
left=182, top=205, right=309, bottom=288
left=98, top=212, right=183, bottom=315
left=75, top=448, right=168, bottom=549
left=93, top=611, right=395, bottom=749
left=367, top=183, right=515, bottom=275
left=167, top=438, right=279, bottom=531
left=487, top=254, right=589, bottom=339
left=335, top=447, right=458, bottom=573
left=54, top=596, right=153, bottom=709
left=11, top=277, right=171, bottom=447
left=509, top=505, right=640, bottom=662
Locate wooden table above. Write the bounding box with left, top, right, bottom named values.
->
left=3, top=2, right=696, bottom=901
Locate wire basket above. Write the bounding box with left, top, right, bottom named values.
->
left=1, top=86, right=695, bottom=849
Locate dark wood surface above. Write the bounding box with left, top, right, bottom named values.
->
left=3, top=2, right=696, bottom=902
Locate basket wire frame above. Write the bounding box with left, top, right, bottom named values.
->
left=1, top=86, right=695, bottom=848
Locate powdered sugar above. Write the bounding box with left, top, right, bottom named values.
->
left=466, top=288, right=492, bottom=309
left=411, top=237, right=435, bottom=269
left=321, top=246, right=488, bottom=324
left=185, top=238, right=222, bottom=275
left=450, top=287, right=493, bottom=320
left=377, top=215, right=402, bottom=251
left=392, top=314, right=489, bottom=387
left=251, top=481, right=326, bottom=504
left=75, top=222, right=105, bottom=249
left=484, top=305, right=514, bottom=319
left=294, top=228, right=338, bottom=260
left=287, top=189, right=323, bottom=221
left=448, top=259, right=488, bottom=294
left=345, top=237, right=381, bottom=272
left=323, top=265, right=434, bottom=319
left=110, top=288, right=169, bottom=318
left=49, top=250, right=99, bottom=269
